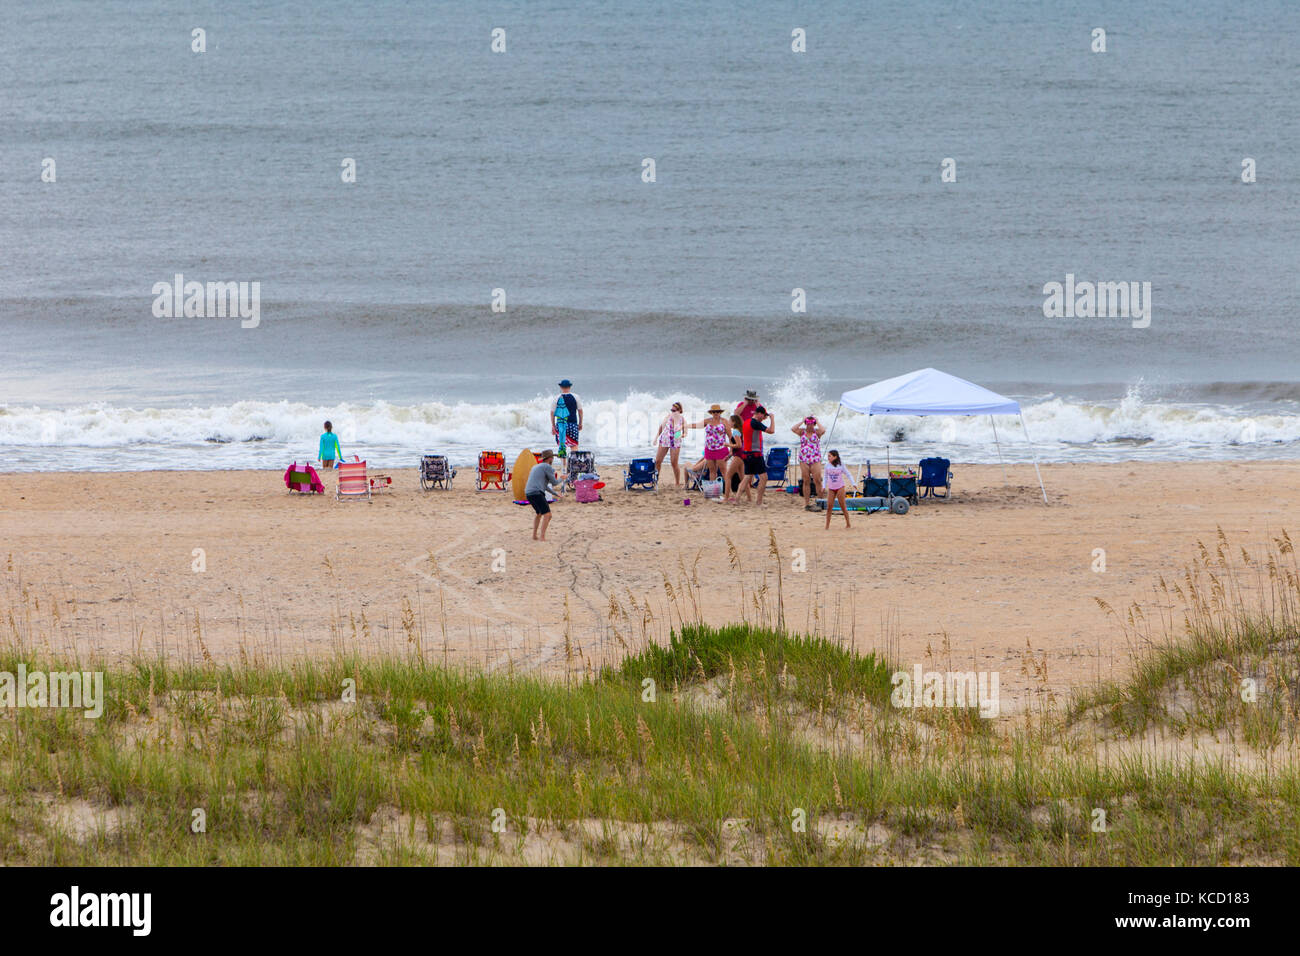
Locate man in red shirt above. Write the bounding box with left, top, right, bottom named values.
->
left=738, top=406, right=774, bottom=504
left=735, top=389, right=759, bottom=422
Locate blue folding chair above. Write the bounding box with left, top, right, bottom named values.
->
left=765, top=447, right=791, bottom=485
left=624, top=457, right=659, bottom=491
left=918, top=457, right=952, bottom=499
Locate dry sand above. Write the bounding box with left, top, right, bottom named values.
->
left=2, top=461, right=1296, bottom=709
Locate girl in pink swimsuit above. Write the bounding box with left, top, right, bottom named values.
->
left=791, top=415, right=827, bottom=511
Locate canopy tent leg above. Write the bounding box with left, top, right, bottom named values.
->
left=865, top=414, right=874, bottom=480
left=989, top=416, right=1009, bottom=484
left=1019, top=412, right=1048, bottom=504
left=825, top=405, right=841, bottom=444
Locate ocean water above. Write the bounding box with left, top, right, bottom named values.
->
left=2, top=0, right=1298, bottom=470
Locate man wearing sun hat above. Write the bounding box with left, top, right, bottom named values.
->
left=551, top=379, right=583, bottom=459
left=735, top=389, right=759, bottom=423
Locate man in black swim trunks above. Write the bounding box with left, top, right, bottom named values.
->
left=737, top=406, right=774, bottom=505
left=524, top=449, right=566, bottom=541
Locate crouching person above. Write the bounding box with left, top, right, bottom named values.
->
left=526, top=449, right=566, bottom=541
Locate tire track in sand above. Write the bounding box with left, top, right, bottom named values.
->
left=402, top=512, right=573, bottom=673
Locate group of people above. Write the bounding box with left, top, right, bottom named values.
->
left=541, top=380, right=859, bottom=532
left=537, top=380, right=857, bottom=533
left=314, top=381, right=858, bottom=541
left=649, top=387, right=855, bottom=527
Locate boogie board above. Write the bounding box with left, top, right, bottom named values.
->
left=510, top=449, right=539, bottom=502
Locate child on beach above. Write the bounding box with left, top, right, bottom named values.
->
left=525, top=449, right=566, bottom=541
left=653, top=401, right=687, bottom=487
left=318, top=421, right=343, bottom=469
left=823, top=450, right=851, bottom=529
left=723, top=413, right=745, bottom=502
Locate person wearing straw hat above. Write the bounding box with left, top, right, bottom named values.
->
left=685, top=403, right=730, bottom=487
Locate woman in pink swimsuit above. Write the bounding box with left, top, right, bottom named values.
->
left=685, top=403, right=730, bottom=485
left=791, top=415, right=827, bottom=511
left=653, top=401, right=688, bottom=487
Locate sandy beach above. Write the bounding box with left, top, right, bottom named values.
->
left=3, top=459, right=1296, bottom=708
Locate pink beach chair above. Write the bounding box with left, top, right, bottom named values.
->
left=336, top=457, right=371, bottom=501
left=284, top=461, right=324, bottom=495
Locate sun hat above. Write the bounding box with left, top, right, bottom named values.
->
left=708, top=403, right=724, bottom=413
left=744, top=389, right=758, bottom=401
left=558, top=379, right=573, bottom=388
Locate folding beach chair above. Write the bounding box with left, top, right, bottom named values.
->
left=918, top=457, right=952, bottom=499
left=623, top=458, right=658, bottom=491
left=336, top=458, right=371, bottom=501
left=284, top=461, right=324, bottom=495
left=369, top=473, right=393, bottom=494
left=419, top=454, right=454, bottom=491
left=765, top=447, right=791, bottom=486
left=476, top=451, right=508, bottom=491
left=565, top=450, right=596, bottom=489
left=745, top=446, right=791, bottom=489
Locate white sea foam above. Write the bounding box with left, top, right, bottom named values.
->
left=1, top=382, right=1296, bottom=472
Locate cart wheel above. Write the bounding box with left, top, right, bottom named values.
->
left=890, top=497, right=909, bottom=515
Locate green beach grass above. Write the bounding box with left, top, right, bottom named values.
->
left=2, top=531, right=1298, bottom=866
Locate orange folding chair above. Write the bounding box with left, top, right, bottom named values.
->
left=476, top=451, right=508, bottom=491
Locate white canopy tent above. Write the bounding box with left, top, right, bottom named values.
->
left=827, top=367, right=1047, bottom=503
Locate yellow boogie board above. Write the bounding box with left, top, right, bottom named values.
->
left=511, top=449, right=540, bottom=501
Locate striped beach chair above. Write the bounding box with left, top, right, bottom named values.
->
left=336, top=458, right=372, bottom=501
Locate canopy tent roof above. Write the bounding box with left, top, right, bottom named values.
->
left=838, top=367, right=1020, bottom=417
left=831, top=367, right=1046, bottom=503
